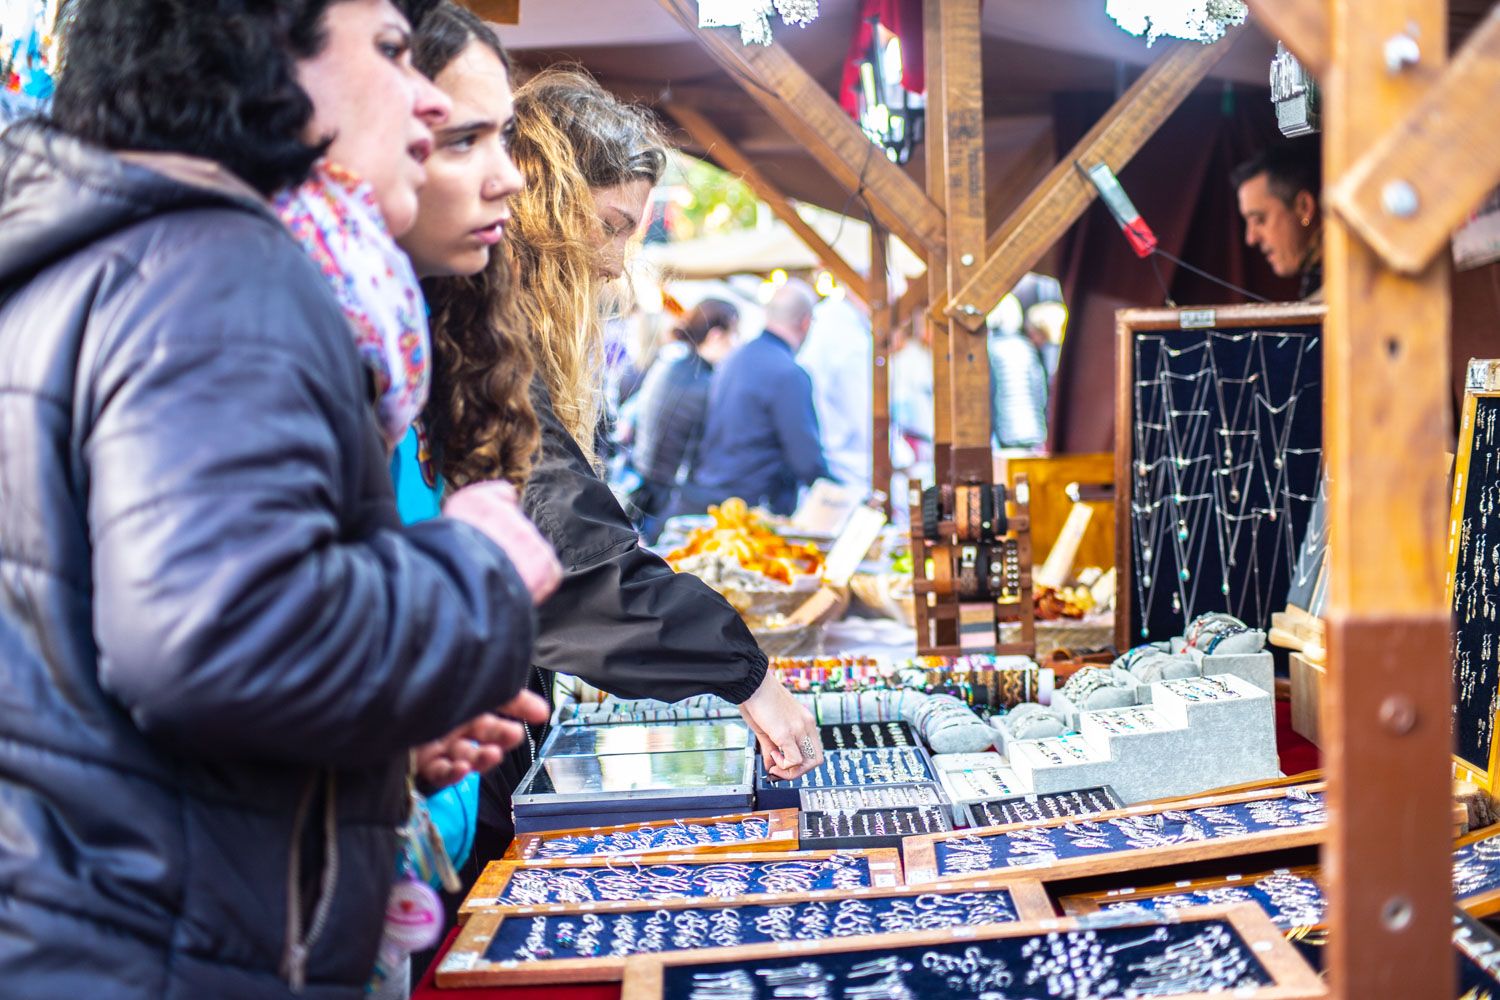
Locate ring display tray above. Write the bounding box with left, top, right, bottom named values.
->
left=963, top=786, right=1125, bottom=829
left=618, top=904, right=1323, bottom=1000
left=799, top=805, right=952, bottom=851
left=436, top=879, right=1052, bottom=987
left=756, top=746, right=938, bottom=808
left=1456, top=907, right=1500, bottom=995
left=1453, top=825, right=1500, bottom=916
left=1060, top=866, right=1327, bottom=972
left=503, top=810, right=798, bottom=862
left=798, top=782, right=947, bottom=813
left=819, top=720, right=919, bottom=751
left=460, top=849, right=903, bottom=920
left=902, top=783, right=1326, bottom=884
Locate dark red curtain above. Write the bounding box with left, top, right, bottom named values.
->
left=1049, top=88, right=1296, bottom=453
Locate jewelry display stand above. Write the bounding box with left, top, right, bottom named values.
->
left=503, top=810, right=799, bottom=862
left=1115, top=304, right=1325, bottom=650
left=908, top=474, right=1037, bottom=657
left=619, top=904, right=1323, bottom=1000
left=460, top=849, right=904, bottom=921
left=901, top=782, right=1325, bottom=885
left=963, top=786, right=1124, bottom=829
left=754, top=745, right=939, bottom=809
left=437, top=879, right=1053, bottom=988
left=798, top=804, right=952, bottom=851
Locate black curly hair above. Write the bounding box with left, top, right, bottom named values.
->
left=52, top=0, right=440, bottom=196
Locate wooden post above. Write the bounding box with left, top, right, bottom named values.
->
left=657, top=0, right=946, bottom=258
left=1323, top=0, right=1453, bottom=996
left=935, top=0, right=990, bottom=481
left=664, top=102, right=872, bottom=305
left=871, top=227, right=893, bottom=517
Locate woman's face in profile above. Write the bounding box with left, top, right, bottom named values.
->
left=297, top=0, right=452, bottom=235
left=400, top=40, right=525, bottom=279
left=590, top=178, right=652, bottom=281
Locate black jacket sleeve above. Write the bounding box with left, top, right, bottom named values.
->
left=523, top=382, right=767, bottom=704
left=88, top=233, right=537, bottom=767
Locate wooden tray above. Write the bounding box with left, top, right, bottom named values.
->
left=460, top=848, right=903, bottom=920
left=618, top=903, right=1323, bottom=1000
left=437, top=878, right=1053, bottom=987
left=902, top=783, right=1326, bottom=885
left=501, top=809, right=798, bottom=862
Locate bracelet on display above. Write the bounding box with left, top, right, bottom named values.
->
left=992, top=484, right=1009, bottom=537
left=957, top=546, right=980, bottom=600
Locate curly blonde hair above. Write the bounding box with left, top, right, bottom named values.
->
left=505, top=68, right=667, bottom=466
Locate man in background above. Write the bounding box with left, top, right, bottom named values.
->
left=1232, top=143, right=1323, bottom=300
left=678, top=279, right=832, bottom=515
left=798, top=293, right=871, bottom=489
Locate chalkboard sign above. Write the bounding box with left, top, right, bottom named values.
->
left=437, top=881, right=1053, bottom=987
left=1449, top=362, right=1500, bottom=790
left=904, top=784, right=1325, bottom=884
left=1116, top=304, right=1325, bottom=648
left=619, top=905, right=1324, bottom=1000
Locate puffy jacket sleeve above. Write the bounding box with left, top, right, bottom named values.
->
left=86, top=222, right=536, bottom=767
left=523, top=382, right=767, bottom=704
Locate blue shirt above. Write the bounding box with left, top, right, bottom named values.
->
left=687, top=331, right=831, bottom=515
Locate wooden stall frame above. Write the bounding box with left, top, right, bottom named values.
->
left=460, top=848, right=904, bottom=920
left=617, top=903, right=1324, bottom=1000
left=1058, top=863, right=1325, bottom=919
left=1113, top=302, right=1328, bottom=652
left=1445, top=358, right=1500, bottom=793
left=501, top=809, right=799, bottom=863
left=437, top=878, right=1054, bottom=988
left=901, top=783, right=1326, bottom=886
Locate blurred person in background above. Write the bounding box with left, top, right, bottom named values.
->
left=1232, top=143, right=1323, bottom=301
left=798, top=292, right=872, bottom=490
left=627, top=297, right=741, bottom=540
left=678, top=278, right=832, bottom=516
left=987, top=292, right=1048, bottom=452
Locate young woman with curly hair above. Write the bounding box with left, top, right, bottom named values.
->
left=397, top=24, right=820, bottom=868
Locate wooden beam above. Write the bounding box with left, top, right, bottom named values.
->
left=935, top=0, right=990, bottom=468
left=1244, top=0, right=1329, bottom=76
left=657, top=0, right=947, bottom=258
left=943, top=36, right=1234, bottom=330
left=663, top=102, right=871, bottom=305
left=1323, top=0, right=1453, bottom=995
left=463, top=0, right=519, bottom=24
left=871, top=227, right=893, bottom=517
left=1327, top=6, right=1500, bottom=275
left=923, top=0, right=953, bottom=481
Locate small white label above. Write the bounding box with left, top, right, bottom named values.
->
left=1179, top=309, right=1217, bottom=329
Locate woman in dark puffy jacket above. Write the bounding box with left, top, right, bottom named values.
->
left=627, top=297, right=741, bottom=540
left=0, top=2, right=557, bottom=997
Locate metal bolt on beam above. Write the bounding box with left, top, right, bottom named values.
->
left=1382, top=179, right=1420, bottom=218
left=1384, top=32, right=1421, bottom=73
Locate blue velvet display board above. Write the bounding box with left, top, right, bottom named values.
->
left=526, top=816, right=772, bottom=860
left=483, top=888, right=1023, bottom=965
left=495, top=855, right=876, bottom=906
left=1453, top=832, right=1500, bottom=907
left=933, top=788, right=1325, bottom=877
left=1455, top=909, right=1500, bottom=996
left=1094, top=871, right=1326, bottom=931
left=659, top=918, right=1274, bottom=999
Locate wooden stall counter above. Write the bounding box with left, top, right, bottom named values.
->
left=412, top=933, right=617, bottom=1000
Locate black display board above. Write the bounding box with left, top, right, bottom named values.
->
left=1117, top=306, right=1324, bottom=647
left=964, top=786, right=1124, bottom=828
left=1450, top=390, right=1500, bottom=786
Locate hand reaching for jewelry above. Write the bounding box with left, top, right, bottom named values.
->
left=414, top=689, right=550, bottom=793
left=738, top=671, right=821, bottom=780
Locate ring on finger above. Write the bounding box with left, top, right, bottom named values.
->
left=798, top=736, right=818, bottom=760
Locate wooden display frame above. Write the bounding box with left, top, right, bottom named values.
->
left=902, top=783, right=1325, bottom=885
left=1454, top=824, right=1500, bottom=918
left=501, top=809, right=799, bottom=862
left=437, top=878, right=1053, bottom=988
left=460, top=848, right=904, bottom=920
left=617, top=904, right=1324, bottom=1000
left=1114, top=302, right=1327, bottom=651
left=1446, top=358, right=1500, bottom=793
left=1058, top=864, right=1325, bottom=921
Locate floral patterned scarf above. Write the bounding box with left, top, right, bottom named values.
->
left=274, top=161, right=429, bottom=451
